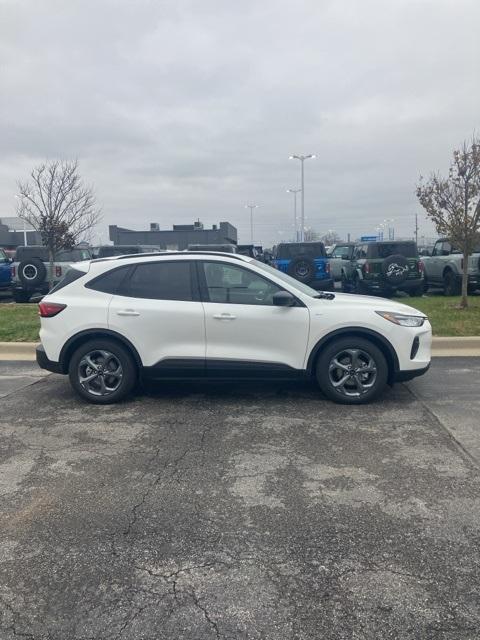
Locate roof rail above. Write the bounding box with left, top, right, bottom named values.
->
left=91, top=251, right=248, bottom=263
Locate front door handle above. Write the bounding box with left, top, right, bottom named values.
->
left=117, top=309, right=140, bottom=317
left=213, top=313, right=236, bottom=320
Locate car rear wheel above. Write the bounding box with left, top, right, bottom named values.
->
left=443, top=271, right=461, bottom=296
left=316, top=337, right=388, bottom=404
left=68, top=339, right=137, bottom=404
left=13, top=290, right=31, bottom=303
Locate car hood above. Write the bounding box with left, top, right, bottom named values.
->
left=310, top=292, right=426, bottom=316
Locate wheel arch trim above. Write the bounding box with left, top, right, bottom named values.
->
left=306, top=327, right=400, bottom=382
left=59, top=329, right=143, bottom=373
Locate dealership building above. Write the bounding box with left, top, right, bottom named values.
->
left=109, top=220, right=237, bottom=250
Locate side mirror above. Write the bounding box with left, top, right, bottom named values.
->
left=341, top=254, right=350, bottom=260
left=442, top=249, right=450, bottom=256
left=272, top=291, right=296, bottom=307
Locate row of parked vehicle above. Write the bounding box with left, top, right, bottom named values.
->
left=326, top=239, right=480, bottom=296
left=272, top=238, right=479, bottom=297
left=1, top=238, right=479, bottom=303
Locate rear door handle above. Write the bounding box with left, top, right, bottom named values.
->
left=213, top=313, right=236, bottom=320
left=117, top=309, right=140, bottom=317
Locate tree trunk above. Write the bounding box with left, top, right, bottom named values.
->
left=460, top=252, right=469, bottom=309
left=48, top=245, right=55, bottom=291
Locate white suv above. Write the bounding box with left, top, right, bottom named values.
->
left=36, top=251, right=432, bottom=405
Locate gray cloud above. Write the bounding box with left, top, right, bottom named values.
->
left=1, top=0, right=479, bottom=246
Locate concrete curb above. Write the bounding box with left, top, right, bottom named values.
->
left=1, top=338, right=480, bottom=361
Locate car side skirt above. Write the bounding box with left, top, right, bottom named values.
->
left=143, top=358, right=308, bottom=381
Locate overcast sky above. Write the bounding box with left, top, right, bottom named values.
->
left=1, top=0, right=479, bottom=246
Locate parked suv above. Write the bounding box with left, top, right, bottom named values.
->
left=341, top=241, right=424, bottom=296
left=11, top=246, right=92, bottom=303
left=327, top=243, right=356, bottom=281
left=272, top=242, right=333, bottom=290
left=422, top=239, right=480, bottom=295
left=36, top=251, right=431, bottom=405
left=0, top=248, right=12, bottom=292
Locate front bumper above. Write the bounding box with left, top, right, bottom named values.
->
left=394, top=363, right=430, bottom=382
left=36, top=344, right=64, bottom=374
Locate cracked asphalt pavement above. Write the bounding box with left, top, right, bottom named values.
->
left=0, top=358, right=479, bottom=639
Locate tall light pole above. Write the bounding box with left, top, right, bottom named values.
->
left=286, top=189, right=301, bottom=241
left=289, top=155, right=315, bottom=242
left=245, top=204, right=259, bottom=244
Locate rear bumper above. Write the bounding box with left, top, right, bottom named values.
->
left=36, top=344, right=64, bottom=374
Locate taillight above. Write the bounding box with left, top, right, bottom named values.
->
left=460, top=258, right=463, bottom=271
left=325, top=262, right=330, bottom=273
left=55, top=266, right=62, bottom=278
left=38, top=302, right=67, bottom=318
left=11, top=265, right=15, bottom=277
left=418, top=260, right=424, bottom=272
left=363, top=262, right=370, bottom=274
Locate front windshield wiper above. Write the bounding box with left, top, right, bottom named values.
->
left=312, top=292, right=335, bottom=300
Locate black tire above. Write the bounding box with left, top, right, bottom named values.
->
left=381, top=254, right=409, bottom=287
left=18, top=258, right=47, bottom=287
left=340, top=273, right=350, bottom=293
left=13, top=290, right=31, bottom=303
left=287, top=256, right=316, bottom=283
left=68, top=339, right=137, bottom=404
left=409, top=285, right=424, bottom=297
left=354, top=277, right=367, bottom=295
left=443, top=271, right=461, bottom=296
left=316, top=337, right=388, bottom=405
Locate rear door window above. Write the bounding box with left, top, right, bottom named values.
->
left=123, top=261, right=194, bottom=301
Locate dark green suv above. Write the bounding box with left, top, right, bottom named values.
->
left=341, top=241, right=424, bottom=296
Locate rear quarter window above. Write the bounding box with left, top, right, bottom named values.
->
left=85, top=266, right=131, bottom=294
left=49, top=268, right=86, bottom=293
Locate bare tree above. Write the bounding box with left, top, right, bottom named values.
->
left=303, top=228, right=320, bottom=242
left=16, top=160, right=101, bottom=288
left=320, top=230, right=341, bottom=245
left=416, top=136, right=480, bottom=308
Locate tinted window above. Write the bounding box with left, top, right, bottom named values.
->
left=277, top=243, right=326, bottom=259
left=202, top=261, right=281, bottom=305
left=86, top=266, right=131, bottom=294
left=368, top=243, right=417, bottom=259
left=126, top=262, right=193, bottom=300
left=49, top=268, right=85, bottom=293
left=355, top=245, right=368, bottom=259
left=57, top=249, right=92, bottom=261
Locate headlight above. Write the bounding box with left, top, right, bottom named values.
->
left=375, top=311, right=426, bottom=327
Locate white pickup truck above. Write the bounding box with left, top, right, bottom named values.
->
left=422, top=238, right=480, bottom=295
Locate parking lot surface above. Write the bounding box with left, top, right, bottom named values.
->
left=0, top=359, right=479, bottom=639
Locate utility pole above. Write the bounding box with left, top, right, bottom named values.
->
left=244, top=204, right=259, bottom=243
left=289, top=155, right=315, bottom=242
left=414, top=213, right=419, bottom=245
left=286, top=189, right=301, bottom=241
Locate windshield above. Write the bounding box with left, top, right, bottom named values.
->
left=251, top=259, right=319, bottom=296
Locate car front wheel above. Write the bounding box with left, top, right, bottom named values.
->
left=68, top=339, right=137, bottom=404
left=316, top=337, right=388, bottom=404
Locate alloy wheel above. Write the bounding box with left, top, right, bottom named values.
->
left=328, top=348, right=378, bottom=397
left=78, top=350, right=123, bottom=397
